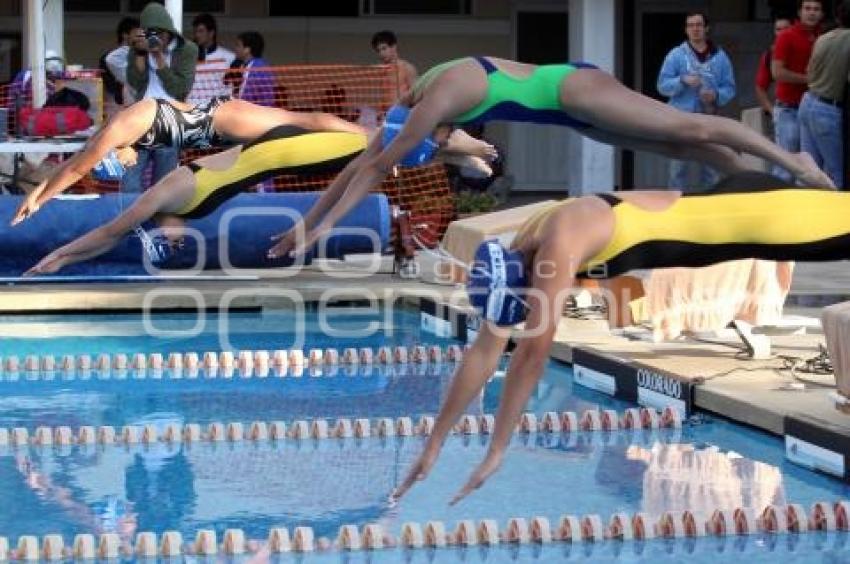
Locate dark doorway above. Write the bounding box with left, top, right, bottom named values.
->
left=641, top=12, right=686, bottom=99
left=516, top=11, right=568, bottom=64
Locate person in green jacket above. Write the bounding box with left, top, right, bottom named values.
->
left=123, top=2, right=199, bottom=193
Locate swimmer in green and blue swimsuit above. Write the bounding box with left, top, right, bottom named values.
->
left=270, top=55, right=833, bottom=260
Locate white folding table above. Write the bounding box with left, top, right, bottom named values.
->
left=0, top=137, right=87, bottom=194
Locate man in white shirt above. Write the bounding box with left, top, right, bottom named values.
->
left=187, top=13, right=235, bottom=105
left=102, top=17, right=141, bottom=114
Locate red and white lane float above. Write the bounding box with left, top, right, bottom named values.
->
left=400, top=523, right=424, bottom=548
left=135, top=532, right=157, bottom=558
left=580, top=410, right=602, bottom=431
left=377, top=347, right=392, bottom=364
left=810, top=501, right=837, bottom=532
left=557, top=515, right=582, bottom=543
left=640, top=407, right=660, bottom=429
left=453, top=520, right=476, bottom=546
left=292, top=527, right=315, bottom=552
left=447, top=344, right=463, bottom=362
left=834, top=501, right=850, bottom=530
left=395, top=417, right=414, bottom=437
left=657, top=511, right=686, bottom=539
left=706, top=509, right=728, bottom=537
left=733, top=507, right=758, bottom=535
left=580, top=514, right=604, bottom=542
left=193, top=530, right=216, bottom=556
left=520, top=413, right=538, bottom=433
left=607, top=513, right=634, bottom=541
left=267, top=528, right=291, bottom=553
left=424, top=522, right=448, bottom=548
left=601, top=410, right=619, bottom=431
left=334, top=418, right=353, bottom=439
left=506, top=518, right=530, bottom=544
left=72, top=535, right=95, bottom=560
left=560, top=412, right=579, bottom=433
left=530, top=517, right=552, bottom=543
left=761, top=504, right=789, bottom=533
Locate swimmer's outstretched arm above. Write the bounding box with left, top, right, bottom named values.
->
left=391, top=322, right=510, bottom=502
left=287, top=98, right=450, bottom=256
left=12, top=102, right=154, bottom=225
left=23, top=184, right=172, bottom=277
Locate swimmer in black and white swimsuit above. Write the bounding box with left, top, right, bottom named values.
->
left=12, top=96, right=369, bottom=225
left=135, top=96, right=230, bottom=150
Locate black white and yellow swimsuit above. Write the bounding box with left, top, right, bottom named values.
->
left=520, top=189, right=850, bottom=279
left=174, top=125, right=366, bottom=219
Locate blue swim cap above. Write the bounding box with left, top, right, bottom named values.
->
left=92, top=150, right=126, bottom=181
left=134, top=223, right=174, bottom=266
left=381, top=105, right=439, bottom=167
left=467, top=240, right=529, bottom=326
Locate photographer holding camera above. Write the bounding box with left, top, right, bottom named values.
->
left=124, top=2, right=198, bottom=193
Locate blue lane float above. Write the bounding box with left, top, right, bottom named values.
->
left=0, top=192, right=391, bottom=276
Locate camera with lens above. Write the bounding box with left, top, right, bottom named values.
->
left=144, top=29, right=162, bottom=49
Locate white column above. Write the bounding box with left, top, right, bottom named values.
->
left=43, top=0, right=64, bottom=61
left=23, top=0, right=46, bottom=108
left=164, top=0, right=184, bottom=34
left=568, top=0, right=617, bottom=194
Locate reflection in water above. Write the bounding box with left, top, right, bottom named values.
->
left=623, top=442, right=785, bottom=519
left=7, top=440, right=401, bottom=539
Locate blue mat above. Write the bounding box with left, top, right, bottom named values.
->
left=0, top=192, right=390, bottom=276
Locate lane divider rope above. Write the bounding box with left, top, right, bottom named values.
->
left=3, top=501, right=847, bottom=560
left=1, top=407, right=683, bottom=448
left=0, top=345, right=469, bottom=381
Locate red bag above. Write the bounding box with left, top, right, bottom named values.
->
left=18, top=106, right=92, bottom=137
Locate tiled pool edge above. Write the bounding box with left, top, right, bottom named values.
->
left=417, top=298, right=850, bottom=484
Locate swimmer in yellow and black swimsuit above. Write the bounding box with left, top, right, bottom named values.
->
left=390, top=171, right=850, bottom=507
left=23, top=125, right=368, bottom=276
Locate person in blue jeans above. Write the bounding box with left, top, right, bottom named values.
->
left=657, top=11, right=736, bottom=191
left=798, top=1, right=850, bottom=189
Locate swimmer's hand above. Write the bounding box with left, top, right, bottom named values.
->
left=267, top=228, right=297, bottom=260
left=449, top=450, right=503, bottom=506
left=268, top=225, right=325, bottom=260
left=389, top=446, right=441, bottom=504
left=24, top=251, right=66, bottom=277
left=12, top=181, right=47, bottom=226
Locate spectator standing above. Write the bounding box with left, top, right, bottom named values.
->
left=770, top=0, right=824, bottom=181
left=187, top=13, right=235, bottom=105
left=754, top=15, right=792, bottom=130
left=370, top=30, right=418, bottom=97
left=657, top=11, right=736, bottom=191
left=124, top=2, right=198, bottom=194
left=102, top=17, right=141, bottom=114
left=233, top=32, right=275, bottom=107
left=799, top=1, right=850, bottom=189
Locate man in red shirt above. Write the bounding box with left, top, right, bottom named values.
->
left=755, top=15, right=792, bottom=119
left=770, top=0, right=824, bottom=180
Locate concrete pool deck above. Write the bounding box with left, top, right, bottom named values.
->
left=1, top=258, right=849, bottom=479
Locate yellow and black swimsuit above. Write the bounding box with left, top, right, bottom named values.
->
left=174, top=125, right=366, bottom=219
left=521, top=188, right=850, bottom=279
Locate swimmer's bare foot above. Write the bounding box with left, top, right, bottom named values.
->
left=444, top=129, right=498, bottom=161
left=438, top=153, right=493, bottom=178
left=794, top=152, right=835, bottom=189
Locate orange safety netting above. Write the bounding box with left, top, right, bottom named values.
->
left=1, top=64, right=455, bottom=247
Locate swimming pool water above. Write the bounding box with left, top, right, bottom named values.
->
left=0, top=309, right=848, bottom=563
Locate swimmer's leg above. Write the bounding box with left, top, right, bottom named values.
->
left=582, top=128, right=751, bottom=176
left=562, top=70, right=834, bottom=188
